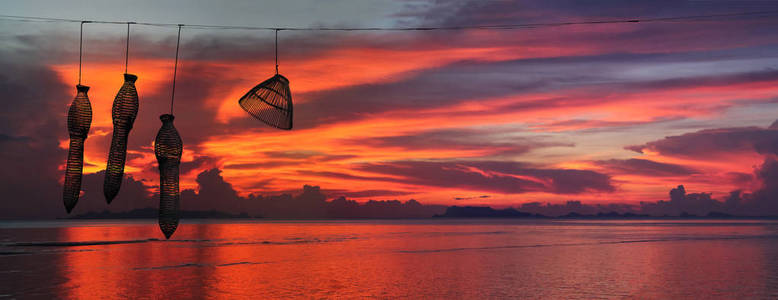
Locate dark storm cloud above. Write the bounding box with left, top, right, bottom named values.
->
left=61, top=161, right=778, bottom=218
left=291, top=61, right=538, bottom=129
left=11, top=27, right=434, bottom=65
left=59, top=159, right=778, bottom=218
left=218, top=152, right=360, bottom=176
left=520, top=124, right=778, bottom=217
left=487, top=162, right=778, bottom=216
left=70, top=171, right=154, bottom=215
left=393, top=0, right=778, bottom=63
left=179, top=170, right=445, bottom=218
left=636, top=184, right=722, bottom=216
left=293, top=49, right=778, bottom=129
left=0, top=134, right=30, bottom=142
left=56, top=167, right=443, bottom=218
left=324, top=189, right=413, bottom=198
left=0, top=52, right=70, bottom=219
left=181, top=168, right=243, bottom=213
left=224, top=161, right=301, bottom=170
left=246, top=185, right=446, bottom=218
left=627, top=120, right=778, bottom=157
left=289, top=56, right=591, bottom=129
left=7, top=1, right=778, bottom=74
left=180, top=155, right=217, bottom=174
left=608, top=120, right=778, bottom=217
left=408, top=0, right=778, bottom=27
left=628, top=69, right=778, bottom=92
left=295, top=170, right=398, bottom=183
left=725, top=172, right=754, bottom=186
left=746, top=157, right=778, bottom=214
left=516, top=182, right=765, bottom=217
left=259, top=151, right=356, bottom=162
left=465, top=160, right=615, bottom=193
left=354, top=160, right=614, bottom=194
left=633, top=165, right=778, bottom=216
left=595, top=158, right=698, bottom=177
left=352, top=128, right=572, bottom=154
left=453, top=195, right=490, bottom=201
left=536, top=116, right=686, bottom=133
left=262, top=150, right=323, bottom=159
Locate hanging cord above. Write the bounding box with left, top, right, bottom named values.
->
left=170, top=24, right=182, bottom=115
left=78, top=21, right=89, bottom=85
left=274, top=29, right=279, bottom=74
left=124, top=22, right=134, bottom=74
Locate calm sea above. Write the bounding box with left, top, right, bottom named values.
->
left=1, top=219, right=778, bottom=299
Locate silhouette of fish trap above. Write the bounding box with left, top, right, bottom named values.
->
left=63, top=85, right=92, bottom=213
left=104, top=73, right=139, bottom=203
left=154, top=114, right=182, bottom=239
left=238, top=74, right=293, bottom=130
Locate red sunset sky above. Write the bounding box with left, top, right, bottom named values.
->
left=2, top=0, right=778, bottom=218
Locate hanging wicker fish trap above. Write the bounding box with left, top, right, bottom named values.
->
left=103, top=73, right=139, bottom=203
left=63, top=85, right=92, bottom=213
left=238, top=74, right=293, bottom=130
left=155, top=114, right=182, bottom=239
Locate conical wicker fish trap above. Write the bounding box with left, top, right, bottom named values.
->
left=238, top=74, right=293, bottom=130
left=154, top=114, right=182, bottom=239
left=104, top=73, right=139, bottom=203
left=63, top=85, right=92, bottom=213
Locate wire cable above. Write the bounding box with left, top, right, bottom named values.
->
left=1, top=10, right=777, bottom=31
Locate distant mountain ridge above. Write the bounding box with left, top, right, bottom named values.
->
left=70, top=206, right=778, bottom=220
left=434, top=206, right=778, bottom=219
left=434, top=206, right=545, bottom=218
left=70, top=208, right=252, bottom=219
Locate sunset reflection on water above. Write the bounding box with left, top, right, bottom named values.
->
left=2, top=219, right=778, bottom=299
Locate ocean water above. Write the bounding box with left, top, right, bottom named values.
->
left=1, top=219, right=778, bottom=299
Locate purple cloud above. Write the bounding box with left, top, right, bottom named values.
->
left=627, top=120, right=778, bottom=157
left=355, top=160, right=614, bottom=194
left=595, top=158, right=698, bottom=177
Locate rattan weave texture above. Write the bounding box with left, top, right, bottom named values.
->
left=104, top=73, right=139, bottom=203
left=155, top=114, right=182, bottom=239
left=238, top=74, right=293, bottom=130
left=63, top=85, right=92, bottom=213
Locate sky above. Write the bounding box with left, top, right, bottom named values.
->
left=2, top=0, right=778, bottom=218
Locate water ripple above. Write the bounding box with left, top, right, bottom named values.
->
left=397, top=234, right=778, bottom=253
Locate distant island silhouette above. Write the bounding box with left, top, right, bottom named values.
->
left=434, top=206, right=778, bottom=219
left=59, top=173, right=778, bottom=220
left=69, top=205, right=778, bottom=220
left=70, top=207, right=252, bottom=219
left=435, top=206, right=544, bottom=218
left=42, top=168, right=778, bottom=220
